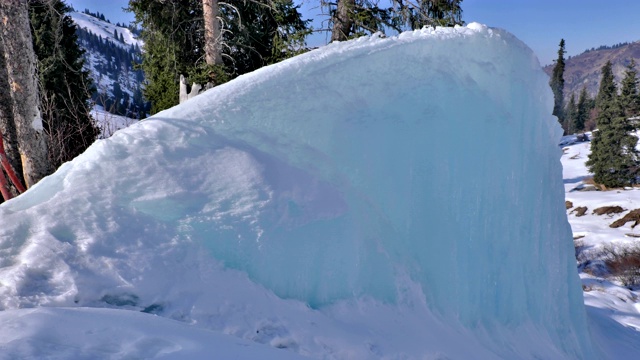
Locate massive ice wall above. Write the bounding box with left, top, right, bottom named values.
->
left=0, top=24, right=593, bottom=358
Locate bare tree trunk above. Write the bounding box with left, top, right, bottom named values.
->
left=203, top=0, right=223, bottom=66
left=0, top=33, right=23, bottom=188
left=0, top=0, right=51, bottom=187
left=331, top=0, right=355, bottom=42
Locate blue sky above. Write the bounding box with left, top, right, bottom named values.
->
left=67, top=0, right=640, bottom=65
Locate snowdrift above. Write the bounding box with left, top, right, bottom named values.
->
left=0, top=24, right=594, bottom=358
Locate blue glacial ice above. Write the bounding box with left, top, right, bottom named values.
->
left=0, top=23, right=595, bottom=358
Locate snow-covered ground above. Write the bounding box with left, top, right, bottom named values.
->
left=562, top=137, right=640, bottom=353
left=91, top=105, right=138, bottom=139
left=0, top=24, right=639, bottom=359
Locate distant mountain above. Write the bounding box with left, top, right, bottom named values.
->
left=69, top=10, right=149, bottom=119
left=543, top=41, right=640, bottom=100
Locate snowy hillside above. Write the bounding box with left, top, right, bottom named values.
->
left=70, top=11, right=147, bottom=119
left=0, top=24, right=637, bottom=359
left=69, top=11, right=143, bottom=50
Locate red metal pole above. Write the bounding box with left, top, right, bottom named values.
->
left=0, top=129, right=26, bottom=193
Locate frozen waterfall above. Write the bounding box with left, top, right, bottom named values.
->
left=0, top=23, right=594, bottom=359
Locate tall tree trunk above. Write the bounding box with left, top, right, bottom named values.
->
left=0, top=0, right=51, bottom=187
left=203, top=0, right=223, bottom=66
left=0, top=33, right=23, bottom=188
left=331, top=0, right=354, bottom=42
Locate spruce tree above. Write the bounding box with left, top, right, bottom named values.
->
left=550, top=39, right=566, bottom=130
left=0, top=0, right=51, bottom=187
left=128, top=0, right=310, bottom=114
left=29, top=0, right=98, bottom=168
left=587, top=61, right=640, bottom=188
left=596, top=61, right=616, bottom=114
left=564, top=93, right=577, bottom=134
left=619, top=59, right=640, bottom=120
left=392, top=0, right=463, bottom=29
left=330, top=0, right=355, bottom=41
left=325, top=0, right=399, bottom=41
left=575, top=86, right=590, bottom=132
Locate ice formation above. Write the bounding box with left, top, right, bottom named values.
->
left=0, top=24, right=595, bottom=358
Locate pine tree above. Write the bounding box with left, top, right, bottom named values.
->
left=203, top=0, right=223, bottom=66
left=331, top=0, right=355, bottom=41
left=619, top=59, right=640, bottom=120
left=128, top=0, right=310, bottom=114
left=0, top=0, right=51, bottom=188
left=564, top=93, right=577, bottom=134
left=575, top=86, right=591, bottom=133
left=392, top=0, right=463, bottom=29
left=596, top=61, right=616, bottom=114
left=587, top=61, right=640, bottom=188
left=550, top=39, right=566, bottom=131
left=29, top=0, right=98, bottom=168
left=326, top=0, right=462, bottom=42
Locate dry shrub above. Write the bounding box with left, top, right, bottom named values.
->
left=593, top=206, right=625, bottom=216
left=566, top=200, right=574, bottom=209
left=610, top=209, right=640, bottom=228
left=599, top=244, right=640, bottom=287
left=571, top=206, right=588, bottom=217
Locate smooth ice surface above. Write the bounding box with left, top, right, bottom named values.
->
left=0, top=24, right=595, bottom=358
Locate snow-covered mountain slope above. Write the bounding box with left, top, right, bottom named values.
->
left=71, top=11, right=146, bottom=119
left=0, top=24, right=627, bottom=358
left=69, top=11, right=142, bottom=50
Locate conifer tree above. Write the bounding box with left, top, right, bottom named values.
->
left=564, top=93, right=577, bottom=134
left=392, top=0, right=463, bottom=29
left=203, top=0, right=222, bottom=66
left=574, top=86, right=591, bottom=133
left=331, top=0, right=355, bottom=41
left=128, top=0, right=309, bottom=114
left=587, top=61, right=640, bottom=188
left=326, top=0, right=463, bottom=42
left=550, top=39, right=566, bottom=130
left=619, top=59, right=640, bottom=120
left=596, top=61, right=616, bottom=113
left=0, top=0, right=51, bottom=188
left=29, top=0, right=98, bottom=168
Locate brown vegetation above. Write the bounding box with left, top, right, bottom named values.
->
left=599, top=244, right=640, bottom=286
left=566, top=200, right=574, bottom=209
left=610, top=209, right=640, bottom=228
left=593, top=206, right=625, bottom=216
left=571, top=206, right=588, bottom=217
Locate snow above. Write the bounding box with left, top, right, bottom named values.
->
left=0, top=307, right=305, bottom=359
left=91, top=105, right=138, bottom=138
left=0, top=23, right=634, bottom=358
left=70, top=11, right=143, bottom=102
left=560, top=136, right=640, bottom=357
left=69, top=11, right=143, bottom=50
